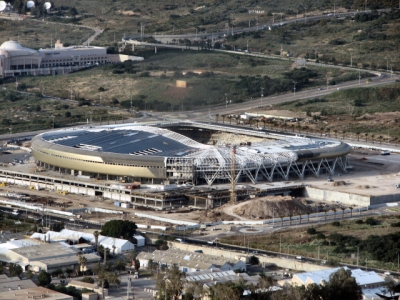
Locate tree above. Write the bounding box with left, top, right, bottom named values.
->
left=37, top=270, right=52, bottom=286
left=52, top=221, right=64, bottom=232
left=208, top=281, right=243, bottom=300
left=323, top=268, right=362, bottom=300
left=93, top=231, right=99, bottom=250
left=114, top=256, right=126, bottom=274
left=157, top=264, right=185, bottom=300
left=249, top=255, right=259, bottom=265
left=9, top=263, right=23, bottom=277
left=78, top=253, right=87, bottom=272
left=100, top=220, right=137, bottom=240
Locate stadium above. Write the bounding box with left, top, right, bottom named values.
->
left=30, top=122, right=351, bottom=185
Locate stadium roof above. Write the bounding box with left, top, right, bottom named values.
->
left=40, top=125, right=209, bottom=157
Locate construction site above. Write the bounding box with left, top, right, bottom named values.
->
left=1, top=121, right=400, bottom=228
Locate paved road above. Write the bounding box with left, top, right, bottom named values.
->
left=124, top=9, right=386, bottom=42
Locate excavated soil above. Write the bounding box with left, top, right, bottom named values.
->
left=232, top=196, right=313, bottom=219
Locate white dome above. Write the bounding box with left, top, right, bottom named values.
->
left=0, top=40, right=24, bottom=50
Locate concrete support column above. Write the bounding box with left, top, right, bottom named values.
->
left=71, top=170, right=75, bottom=176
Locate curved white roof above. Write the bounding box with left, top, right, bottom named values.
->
left=0, top=41, right=38, bottom=56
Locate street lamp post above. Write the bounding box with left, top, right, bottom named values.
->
left=8, top=120, right=12, bottom=140
left=350, top=52, right=353, bottom=67
left=225, top=93, right=229, bottom=109
left=272, top=208, right=275, bottom=228
left=326, top=74, right=329, bottom=90
left=260, top=87, right=264, bottom=104
left=293, top=81, right=297, bottom=96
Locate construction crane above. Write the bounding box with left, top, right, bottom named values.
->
left=230, top=145, right=237, bottom=204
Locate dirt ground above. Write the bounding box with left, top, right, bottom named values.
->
left=232, top=196, right=312, bottom=219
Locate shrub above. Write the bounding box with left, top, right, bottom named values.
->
left=332, top=221, right=341, bottom=227
left=81, top=277, right=95, bottom=284
left=365, top=217, right=378, bottom=226
left=390, top=222, right=400, bottom=227
left=307, top=227, right=317, bottom=235
left=316, top=233, right=326, bottom=239
left=355, top=219, right=363, bottom=224
left=249, top=255, right=260, bottom=265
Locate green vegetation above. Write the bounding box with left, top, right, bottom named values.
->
left=276, top=83, right=400, bottom=140
left=37, top=270, right=52, bottom=286
left=0, top=18, right=92, bottom=49
left=220, top=215, right=400, bottom=271
left=100, top=220, right=137, bottom=240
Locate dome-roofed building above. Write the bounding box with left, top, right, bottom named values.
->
left=0, top=41, right=42, bottom=77
left=0, top=40, right=143, bottom=78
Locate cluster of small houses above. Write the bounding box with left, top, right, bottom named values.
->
left=0, top=228, right=397, bottom=299
left=137, top=248, right=394, bottom=300
left=0, top=229, right=145, bottom=299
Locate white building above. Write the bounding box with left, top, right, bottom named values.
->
left=0, top=40, right=143, bottom=78
left=30, top=229, right=136, bottom=254
left=134, top=234, right=145, bottom=247
left=292, top=267, right=388, bottom=300
left=138, top=249, right=247, bottom=272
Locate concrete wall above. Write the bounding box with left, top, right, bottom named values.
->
left=304, top=187, right=371, bottom=206
left=170, top=242, right=329, bottom=272
left=370, top=194, right=400, bottom=205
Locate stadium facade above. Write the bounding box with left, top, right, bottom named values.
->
left=0, top=40, right=143, bottom=78
left=30, top=123, right=351, bottom=185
